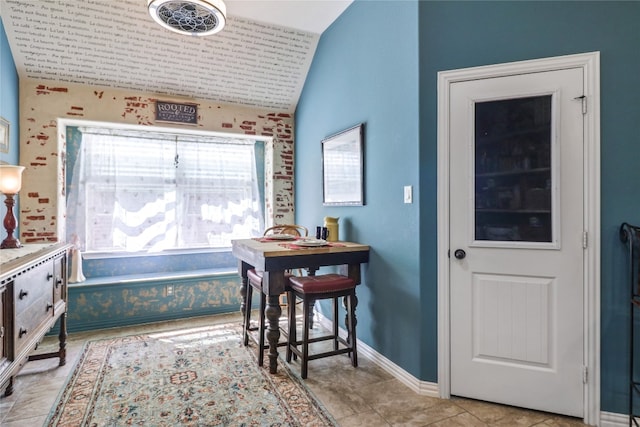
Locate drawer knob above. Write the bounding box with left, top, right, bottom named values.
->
left=47, top=302, right=53, bottom=311
left=47, top=272, right=54, bottom=281
left=19, top=328, right=28, bottom=338
left=56, top=277, right=62, bottom=288
left=19, top=289, right=28, bottom=299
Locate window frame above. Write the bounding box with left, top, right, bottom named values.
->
left=62, top=119, right=269, bottom=258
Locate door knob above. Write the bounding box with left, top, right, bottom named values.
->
left=454, top=249, right=466, bottom=259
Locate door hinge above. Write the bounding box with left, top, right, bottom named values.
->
left=582, top=231, right=588, bottom=249
left=583, top=366, right=588, bottom=384
left=574, top=95, right=587, bottom=114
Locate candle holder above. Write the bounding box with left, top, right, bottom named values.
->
left=0, top=165, right=25, bottom=249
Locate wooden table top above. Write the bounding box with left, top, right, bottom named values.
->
left=231, top=238, right=370, bottom=273
left=231, top=238, right=369, bottom=257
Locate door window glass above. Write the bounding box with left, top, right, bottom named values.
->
left=475, top=96, right=552, bottom=242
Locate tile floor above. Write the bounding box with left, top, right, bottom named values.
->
left=0, top=312, right=589, bottom=427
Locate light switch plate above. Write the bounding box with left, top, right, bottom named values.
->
left=404, top=185, right=412, bottom=204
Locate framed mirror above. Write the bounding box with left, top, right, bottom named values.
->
left=322, top=123, right=364, bottom=206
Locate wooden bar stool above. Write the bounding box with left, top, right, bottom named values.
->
left=285, top=274, right=358, bottom=379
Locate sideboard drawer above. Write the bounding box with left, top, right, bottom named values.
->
left=13, top=265, right=54, bottom=313
left=15, top=297, right=53, bottom=354
left=12, top=260, right=56, bottom=355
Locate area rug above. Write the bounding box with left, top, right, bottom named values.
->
left=45, top=323, right=336, bottom=426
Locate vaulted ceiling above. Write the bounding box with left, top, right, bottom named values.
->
left=0, top=0, right=352, bottom=112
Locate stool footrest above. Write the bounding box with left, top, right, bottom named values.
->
left=289, top=345, right=354, bottom=362
left=290, top=334, right=348, bottom=346
left=308, top=348, right=354, bottom=361
left=288, top=334, right=352, bottom=359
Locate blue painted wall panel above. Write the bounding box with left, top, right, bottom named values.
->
left=66, top=273, right=242, bottom=332
left=419, top=1, right=639, bottom=414
left=296, top=0, right=422, bottom=377
left=0, top=20, right=21, bottom=236
left=0, top=20, right=18, bottom=164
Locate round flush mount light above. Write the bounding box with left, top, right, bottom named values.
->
left=148, top=0, right=226, bottom=36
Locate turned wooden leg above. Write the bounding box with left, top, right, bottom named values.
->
left=242, top=277, right=251, bottom=347
left=237, top=260, right=250, bottom=346
left=345, top=292, right=358, bottom=367
left=258, top=292, right=266, bottom=367
left=343, top=294, right=358, bottom=351
left=239, top=275, right=248, bottom=317
left=4, top=377, right=13, bottom=397
left=265, top=295, right=282, bottom=374
left=58, top=313, right=67, bottom=366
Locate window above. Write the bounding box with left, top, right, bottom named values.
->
left=66, top=126, right=264, bottom=253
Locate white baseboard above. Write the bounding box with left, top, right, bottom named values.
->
left=355, top=333, right=440, bottom=397
left=315, top=313, right=438, bottom=397
left=316, top=311, right=626, bottom=426
left=600, top=411, right=635, bottom=427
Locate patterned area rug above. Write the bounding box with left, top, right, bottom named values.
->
left=46, top=323, right=336, bottom=426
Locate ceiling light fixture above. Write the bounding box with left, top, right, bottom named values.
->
left=147, top=0, right=226, bottom=36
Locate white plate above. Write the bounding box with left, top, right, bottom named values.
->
left=266, top=233, right=297, bottom=240
left=295, top=239, right=328, bottom=247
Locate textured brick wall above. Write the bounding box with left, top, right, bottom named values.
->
left=19, top=80, right=294, bottom=243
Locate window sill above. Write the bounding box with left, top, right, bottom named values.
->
left=69, top=268, right=238, bottom=288
left=82, top=247, right=233, bottom=260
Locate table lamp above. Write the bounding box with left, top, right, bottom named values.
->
left=0, top=165, right=25, bottom=249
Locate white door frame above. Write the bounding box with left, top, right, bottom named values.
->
left=436, top=52, right=600, bottom=425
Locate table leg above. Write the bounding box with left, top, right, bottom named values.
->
left=265, top=295, right=282, bottom=374
left=306, top=267, right=318, bottom=328
left=237, top=260, right=252, bottom=346
left=343, top=293, right=359, bottom=347
left=239, top=275, right=249, bottom=346
left=239, top=275, right=248, bottom=318
left=340, top=263, right=361, bottom=346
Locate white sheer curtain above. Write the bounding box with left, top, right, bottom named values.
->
left=67, top=128, right=263, bottom=253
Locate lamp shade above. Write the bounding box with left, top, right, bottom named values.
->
left=0, top=165, right=25, bottom=194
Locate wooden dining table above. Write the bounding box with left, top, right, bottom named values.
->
left=231, top=238, right=370, bottom=374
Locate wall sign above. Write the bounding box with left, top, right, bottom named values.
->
left=155, top=101, right=198, bottom=124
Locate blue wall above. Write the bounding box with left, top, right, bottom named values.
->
left=0, top=19, right=20, bottom=238
left=295, top=0, right=422, bottom=376
left=296, top=0, right=640, bottom=415
left=0, top=19, right=18, bottom=164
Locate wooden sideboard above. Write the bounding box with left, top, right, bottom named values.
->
left=0, top=243, right=72, bottom=396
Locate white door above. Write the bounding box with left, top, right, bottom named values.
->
left=449, top=67, right=585, bottom=417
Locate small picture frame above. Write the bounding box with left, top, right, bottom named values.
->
left=322, top=123, right=365, bottom=206
left=0, top=117, right=9, bottom=154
